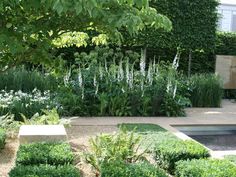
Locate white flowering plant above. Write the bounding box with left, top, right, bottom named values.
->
left=0, top=89, right=57, bottom=120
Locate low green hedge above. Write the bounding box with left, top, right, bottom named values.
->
left=0, top=128, right=6, bottom=150
left=100, top=161, right=167, bottom=177
left=155, top=136, right=210, bottom=173
left=16, top=142, right=74, bottom=165
left=9, top=164, right=80, bottom=177
left=224, top=155, right=236, bottom=165
left=175, top=159, right=236, bottom=177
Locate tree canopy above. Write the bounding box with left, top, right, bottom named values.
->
left=0, top=0, right=171, bottom=70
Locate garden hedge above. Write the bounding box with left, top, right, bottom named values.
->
left=216, top=32, right=236, bottom=56
left=100, top=161, right=167, bottom=177
left=121, top=0, right=219, bottom=74
left=175, top=159, right=236, bottom=177
left=155, top=137, right=210, bottom=173
left=16, top=142, right=74, bottom=165
left=9, top=164, right=80, bottom=177
left=0, top=128, right=6, bottom=150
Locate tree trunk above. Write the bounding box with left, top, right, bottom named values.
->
left=188, top=50, right=192, bottom=77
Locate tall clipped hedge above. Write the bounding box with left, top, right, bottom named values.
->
left=216, top=32, right=236, bottom=55
left=123, top=0, right=219, bottom=74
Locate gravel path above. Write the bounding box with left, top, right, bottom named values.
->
left=0, top=125, right=117, bottom=177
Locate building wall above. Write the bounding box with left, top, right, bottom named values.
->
left=218, top=4, right=236, bottom=32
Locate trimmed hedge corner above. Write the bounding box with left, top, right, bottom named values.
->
left=101, top=161, right=167, bottom=177
left=0, top=128, right=6, bottom=150
left=16, top=142, right=74, bottom=165
left=175, top=159, right=236, bottom=177
left=155, top=137, right=210, bottom=173
left=9, top=164, right=80, bottom=177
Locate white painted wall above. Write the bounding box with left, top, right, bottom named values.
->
left=218, top=4, right=236, bottom=32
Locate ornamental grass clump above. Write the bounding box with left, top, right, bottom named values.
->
left=189, top=74, right=223, bottom=107
left=0, top=67, right=58, bottom=92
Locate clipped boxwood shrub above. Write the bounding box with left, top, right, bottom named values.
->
left=0, top=128, right=6, bottom=150
left=9, top=164, right=80, bottom=177
left=16, top=142, right=74, bottom=165
left=101, top=161, right=167, bottom=177
left=224, top=155, right=236, bottom=165
left=175, top=159, right=236, bottom=177
left=155, top=136, right=210, bottom=173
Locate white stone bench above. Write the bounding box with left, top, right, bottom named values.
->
left=18, top=125, right=67, bottom=144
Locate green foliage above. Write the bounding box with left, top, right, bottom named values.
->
left=0, top=90, right=57, bottom=120
left=0, top=67, right=58, bottom=92
left=0, top=109, right=68, bottom=138
left=85, top=129, right=146, bottom=174
left=21, top=108, right=70, bottom=126
left=140, top=132, right=178, bottom=152
left=16, top=142, right=74, bottom=166
left=126, top=0, right=218, bottom=50
left=0, top=0, right=171, bottom=70
left=118, top=123, right=167, bottom=134
left=0, top=114, right=22, bottom=135
left=0, top=128, right=6, bottom=150
left=224, top=155, right=236, bottom=165
left=160, top=93, right=190, bottom=116
left=56, top=49, right=188, bottom=117
left=122, top=0, right=219, bottom=74
left=189, top=74, right=223, bottom=107
left=73, top=46, right=140, bottom=67
left=216, top=32, right=236, bottom=55
left=101, top=161, right=167, bottom=177
left=9, top=164, right=80, bottom=177
left=154, top=134, right=210, bottom=173
left=175, top=159, right=236, bottom=177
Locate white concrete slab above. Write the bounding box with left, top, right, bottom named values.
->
left=19, top=125, right=67, bottom=144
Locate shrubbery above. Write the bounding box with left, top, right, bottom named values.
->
left=0, top=67, right=58, bottom=92
left=9, top=164, right=80, bottom=177
left=0, top=128, right=6, bottom=150
left=16, top=142, right=74, bottom=165
left=154, top=133, right=210, bottom=173
left=100, top=161, right=167, bottom=177
left=56, top=49, right=190, bottom=117
left=175, top=159, right=236, bottom=177
left=216, top=32, right=236, bottom=56
left=189, top=74, right=223, bottom=107
left=85, top=129, right=146, bottom=174
left=0, top=89, right=57, bottom=120
left=9, top=142, right=78, bottom=177
left=224, top=155, right=236, bottom=165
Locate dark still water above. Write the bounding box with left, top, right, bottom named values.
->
left=190, top=134, right=236, bottom=151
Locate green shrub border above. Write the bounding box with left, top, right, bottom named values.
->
left=9, top=164, right=80, bottom=177
left=155, top=137, right=210, bottom=173
left=175, top=159, right=236, bottom=177
left=16, top=142, right=74, bottom=166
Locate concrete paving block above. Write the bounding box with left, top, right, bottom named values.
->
left=18, top=125, right=67, bottom=144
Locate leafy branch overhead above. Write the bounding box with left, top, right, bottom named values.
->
left=0, top=0, right=171, bottom=69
